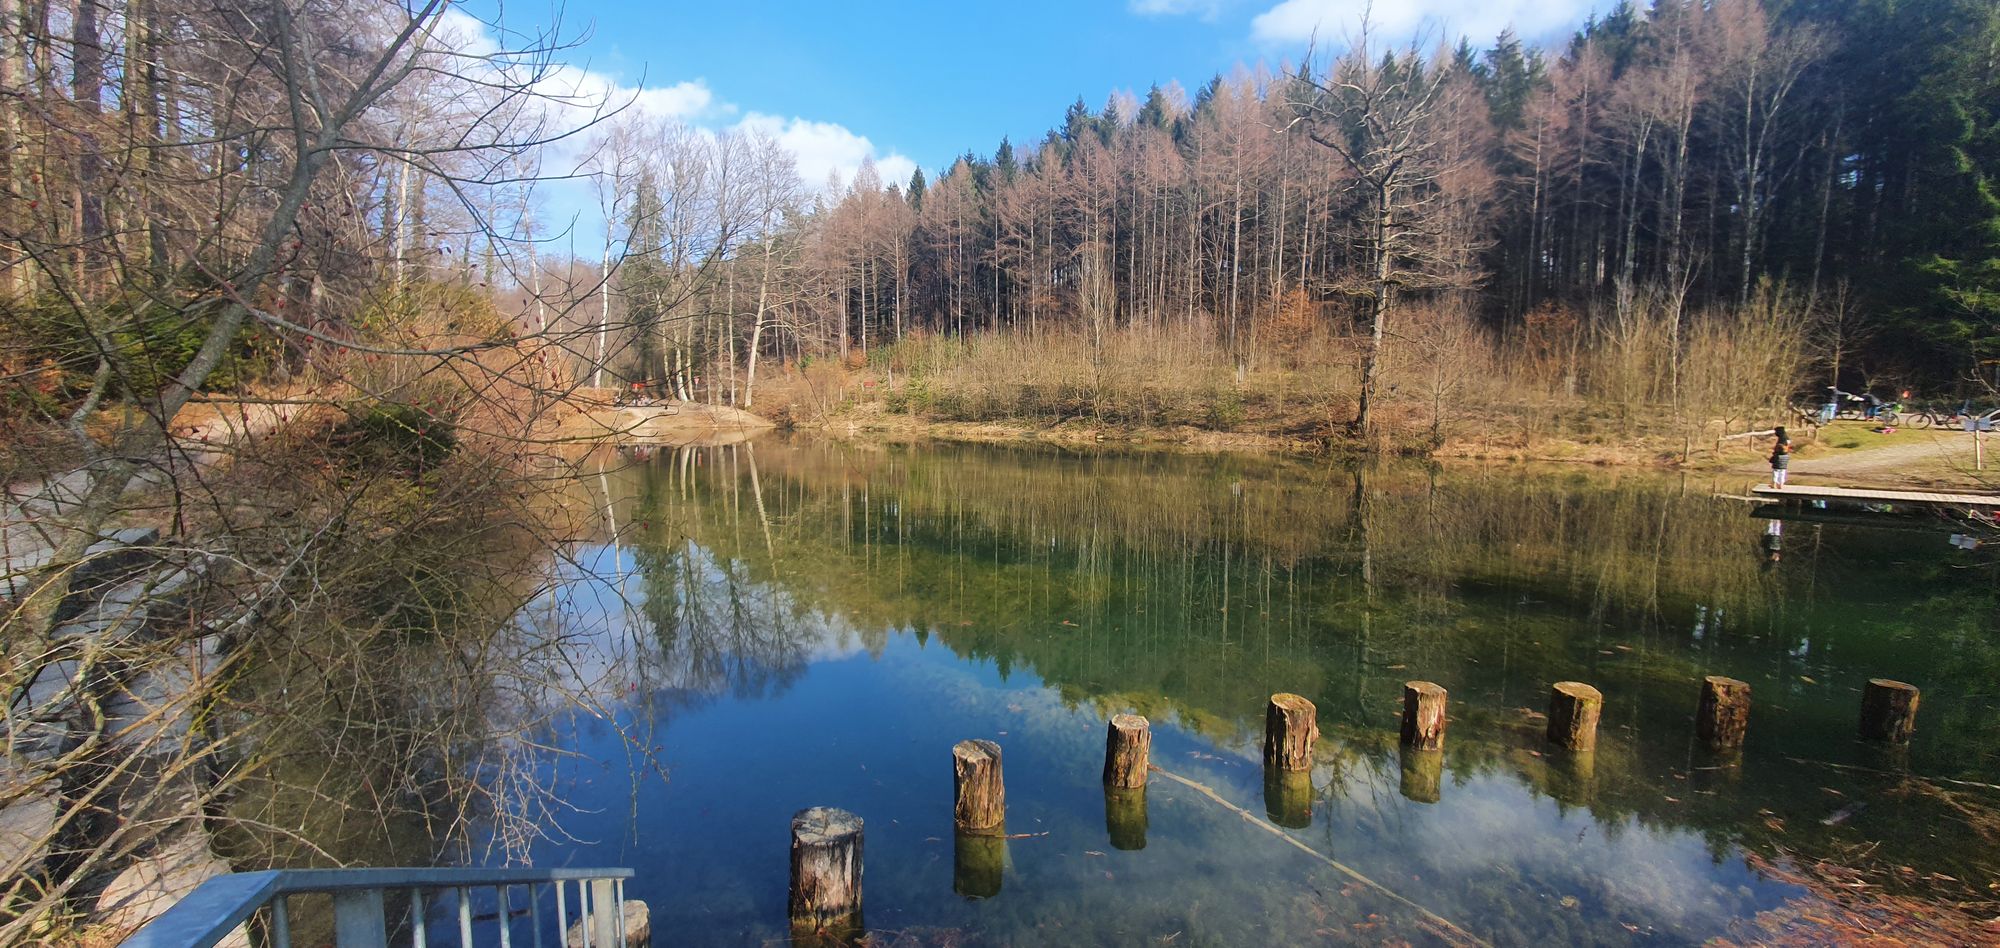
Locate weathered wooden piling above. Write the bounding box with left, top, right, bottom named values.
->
left=1103, top=714, right=1151, bottom=789
left=1398, top=747, right=1443, bottom=804
left=789, top=807, right=862, bottom=937
left=952, top=739, right=1006, bottom=833
left=1546, top=681, right=1603, bottom=752
left=1696, top=676, right=1751, bottom=750
left=1104, top=786, right=1148, bottom=851
left=1546, top=745, right=1598, bottom=807
left=1859, top=679, right=1920, bottom=743
left=1400, top=681, right=1448, bottom=751
left=952, top=832, right=1005, bottom=899
left=1263, top=768, right=1313, bottom=828
left=1263, top=693, right=1319, bottom=772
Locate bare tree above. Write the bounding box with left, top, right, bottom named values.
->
left=1287, top=29, right=1484, bottom=439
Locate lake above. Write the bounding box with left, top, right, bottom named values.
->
left=482, top=438, right=2000, bottom=946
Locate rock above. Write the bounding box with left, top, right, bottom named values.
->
left=0, top=765, right=59, bottom=878
left=13, top=657, right=93, bottom=760
left=566, top=898, right=650, bottom=947
left=103, top=662, right=199, bottom=754
left=50, top=526, right=163, bottom=622
left=93, top=830, right=248, bottom=947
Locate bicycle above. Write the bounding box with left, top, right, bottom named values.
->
left=1833, top=394, right=1899, bottom=426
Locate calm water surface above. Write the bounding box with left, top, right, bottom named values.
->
left=482, top=439, right=2000, bottom=946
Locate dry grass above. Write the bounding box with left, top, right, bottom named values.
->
left=830, top=288, right=1814, bottom=460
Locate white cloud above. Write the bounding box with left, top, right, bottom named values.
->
left=428, top=7, right=913, bottom=246
left=1250, top=0, right=1598, bottom=47
left=732, top=113, right=917, bottom=195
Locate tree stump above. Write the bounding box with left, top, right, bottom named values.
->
left=789, top=807, right=862, bottom=937
left=952, top=832, right=1004, bottom=900
left=1104, top=786, right=1147, bottom=851
left=1263, top=693, right=1318, bottom=772
left=1696, top=676, right=1751, bottom=750
left=1546, top=681, right=1603, bottom=752
left=1263, top=768, right=1313, bottom=828
left=1860, top=679, right=1920, bottom=743
left=564, top=899, right=650, bottom=947
left=1103, top=714, right=1151, bottom=789
left=1398, top=747, right=1442, bottom=804
left=952, top=739, right=1005, bottom=833
left=1401, top=681, right=1448, bottom=750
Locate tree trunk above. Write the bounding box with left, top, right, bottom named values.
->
left=1400, top=681, right=1448, bottom=750
left=1263, top=693, right=1318, bottom=772
left=1697, top=676, right=1751, bottom=750
left=1102, top=714, right=1150, bottom=789
left=1356, top=194, right=1391, bottom=440
left=952, top=739, right=1005, bottom=833
left=1546, top=681, right=1603, bottom=752
left=789, top=807, right=863, bottom=936
left=1859, top=679, right=1920, bottom=744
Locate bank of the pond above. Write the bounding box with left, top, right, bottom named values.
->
left=804, top=403, right=1993, bottom=491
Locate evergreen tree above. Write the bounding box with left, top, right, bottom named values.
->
left=907, top=167, right=927, bottom=212
left=995, top=137, right=1018, bottom=181
left=1137, top=84, right=1172, bottom=129
left=1476, top=29, right=1542, bottom=131
left=620, top=173, right=669, bottom=388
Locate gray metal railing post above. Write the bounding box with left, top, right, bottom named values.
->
left=270, top=896, right=291, bottom=948
left=496, top=884, right=513, bottom=948
left=614, top=879, right=626, bottom=948
left=408, top=888, right=426, bottom=948
left=555, top=880, right=569, bottom=946
left=330, top=888, right=387, bottom=948
left=528, top=884, right=543, bottom=948
left=456, top=886, right=473, bottom=947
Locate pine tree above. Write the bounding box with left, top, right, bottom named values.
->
left=1137, top=84, right=1172, bottom=129
left=620, top=173, right=669, bottom=388
left=907, top=167, right=927, bottom=211
left=995, top=137, right=1018, bottom=181
left=1476, top=29, right=1541, bottom=131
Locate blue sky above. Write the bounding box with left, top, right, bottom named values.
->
left=460, top=0, right=1610, bottom=192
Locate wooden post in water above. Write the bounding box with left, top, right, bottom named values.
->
left=1696, top=676, right=1751, bottom=750
left=1546, top=745, right=1598, bottom=807
left=1400, top=682, right=1448, bottom=750
left=1263, top=768, right=1314, bottom=828
left=1860, top=679, right=1920, bottom=743
left=1546, top=682, right=1603, bottom=752
left=789, top=807, right=863, bottom=938
left=1104, top=786, right=1148, bottom=851
left=1103, top=714, right=1151, bottom=788
left=1263, top=693, right=1318, bottom=772
left=1398, top=746, right=1443, bottom=804
left=952, top=832, right=1005, bottom=899
left=1101, top=714, right=1150, bottom=850
left=952, top=739, right=1005, bottom=834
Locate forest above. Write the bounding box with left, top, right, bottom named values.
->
left=558, top=0, right=2000, bottom=437
left=3, top=0, right=1998, bottom=444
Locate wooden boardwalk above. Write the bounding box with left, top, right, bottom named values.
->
left=1751, top=483, right=2000, bottom=511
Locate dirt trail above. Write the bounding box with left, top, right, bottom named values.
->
left=1742, top=426, right=1997, bottom=491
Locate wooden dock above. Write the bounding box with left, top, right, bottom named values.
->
left=1751, top=484, right=2000, bottom=512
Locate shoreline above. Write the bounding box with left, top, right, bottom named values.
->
left=798, top=410, right=1996, bottom=492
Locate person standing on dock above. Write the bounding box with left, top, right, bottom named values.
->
left=1769, top=426, right=1792, bottom=488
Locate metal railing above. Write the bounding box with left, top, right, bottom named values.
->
left=122, top=866, right=637, bottom=948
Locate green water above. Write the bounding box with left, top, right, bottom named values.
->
left=504, top=438, right=2000, bottom=946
